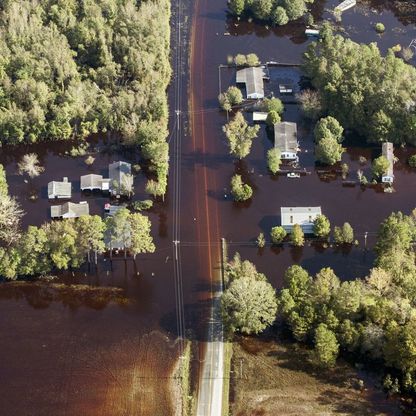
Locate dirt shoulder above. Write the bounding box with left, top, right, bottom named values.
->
left=230, top=336, right=402, bottom=416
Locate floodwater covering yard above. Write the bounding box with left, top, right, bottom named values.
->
left=0, top=0, right=415, bottom=414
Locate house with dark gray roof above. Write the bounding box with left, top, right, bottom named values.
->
left=236, top=67, right=267, bottom=99
left=51, top=201, right=89, bottom=219
left=48, top=177, right=71, bottom=199
left=80, top=174, right=110, bottom=192
left=274, top=122, right=299, bottom=160
left=281, top=207, right=322, bottom=234
left=109, top=161, right=132, bottom=197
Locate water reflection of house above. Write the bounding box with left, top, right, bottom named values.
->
left=381, top=142, right=394, bottom=184
left=109, top=161, right=132, bottom=197
left=281, top=207, right=322, bottom=234
left=48, top=177, right=71, bottom=199
left=236, top=67, right=267, bottom=99
left=80, top=174, right=110, bottom=192
left=51, top=201, right=89, bottom=219
left=274, top=122, right=299, bottom=160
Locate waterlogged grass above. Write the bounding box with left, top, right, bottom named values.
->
left=222, top=341, right=233, bottom=416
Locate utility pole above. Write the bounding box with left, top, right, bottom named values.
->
left=364, top=232, right=368, bottom=250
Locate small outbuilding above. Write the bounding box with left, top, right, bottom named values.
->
left=274, top=122, right=299, bottom=160
left=278, top=84, right=293, bottom=95
left=51, top=201, right=89, bottom=219
left=109, top=161, right=132, bottom=197
left=80, top=174, right=110, bottom=191
left=236, top=67, right=267, bottom=99
left=252, top=112, right=268, bottom=122
left=48, top=177, right=71, bottom=199
left=281, top=207, right=322, bottom=234
left=381, top=142, right=394, bottom=184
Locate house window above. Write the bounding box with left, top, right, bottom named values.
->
left=290, top=215, right=293, bottom=224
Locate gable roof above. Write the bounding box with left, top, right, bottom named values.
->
left=48, top=179, right=71, bottom=198
left=236, top=67, right=266, bottom=98
left=109, top=161, right=131, bottom=194
left=274, top=122, right=298, bottom=153
left=51, top=202, right=89, bottom=218
left=80, top=174, right=110, bottom=190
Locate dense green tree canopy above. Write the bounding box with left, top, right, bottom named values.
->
left=303, top=24, right=416, bottom=145
left=222, top=253, right=278, bottom=334
left=228, top=0, right=314, bottom=25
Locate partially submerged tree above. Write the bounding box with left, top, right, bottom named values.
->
left=267, top=148, right=281, bottom=174
left=0, top=194, right=24, bottom=245
left=18, top=153, right=44, bottom=178
left=230, top=174, right=253, bottom=201
left=313, top=214, right=331, bottom=238
left=223, top=112, right=259, bottom=159
left=222, top=254, right=277, bottom=334
left=290, top=224, right=305, bottom=246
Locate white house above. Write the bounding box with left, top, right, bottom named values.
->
left=274, top=122, right=299, bottom=160
left=48, top=177, right=71, bottom=199
left=281, top=207, right=322, bottom=234
left=80, top=174, right=110, bottom=192
left=236, top=67, right=267, bottom=99
left=381, top=142, right=394, bottom=184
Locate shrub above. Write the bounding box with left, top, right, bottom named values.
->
left=333, top=223, right=354, bottom=244
left=291, top=224, right=305, bottom=246
left=230, top=174, right=253, bottom=201
left=256, top=232, right=266, bottom=248
left=270, top=226, right=287, bottom=244
left=408, top=155, right=416, bottom=168
left=375, top=22, right=385, bottom=33
left=234, top=54, right=247, bottom=66
left=267, top=148, right=281, bottom=174
left=132, top=200, right=153, bottom=211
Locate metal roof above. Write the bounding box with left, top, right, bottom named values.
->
left=382, top=142, right=394, bottom=178
left=48, top=178, right=71, bottom=198
left=281, top=207, right=322, bottom=233
left=274, top=122, right=298, bottom=153
left=253, top=112, right=268, bottom=121
left=80, top=174, right=110, bottom=190
left=236, top=67, right=266, bottom=98
left=51, top=202, right=89, bottom=218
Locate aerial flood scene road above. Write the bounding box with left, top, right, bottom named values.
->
left=0, top=0, right=416, bottom=415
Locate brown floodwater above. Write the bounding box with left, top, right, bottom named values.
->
left=0, top=0, right=415, bottom=414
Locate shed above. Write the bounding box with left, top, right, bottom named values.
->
left=51, top=201, right=89, bottom=219
left=274, top=122, right=299, bottom=160
left=236, top=67, right=267, bottom=99
left=281, top=207, right=322, bottom=234
left=80, top=174, right=110, bottom=191
left=109, top=161, right=132, bottom=197
left=382, top=142, right=394, bottom=183
left=305, top=29, right=320, bottom=38
left=48, top=177, right=71, bottom=199
left=252, top=112, right=268, bottom=122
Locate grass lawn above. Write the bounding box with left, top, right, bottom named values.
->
left=230, top=336, right=402, bottom=416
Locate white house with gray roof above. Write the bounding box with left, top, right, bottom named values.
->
left=274, top=122, right=299, bottom=160
left=236, top=67, right=267, bottom=99
left=48, top=177, right=71, bottom=199
left=281, top=207, right=322, bottom=234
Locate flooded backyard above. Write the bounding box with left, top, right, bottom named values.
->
left=0, top=0, right=416, bottom=414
